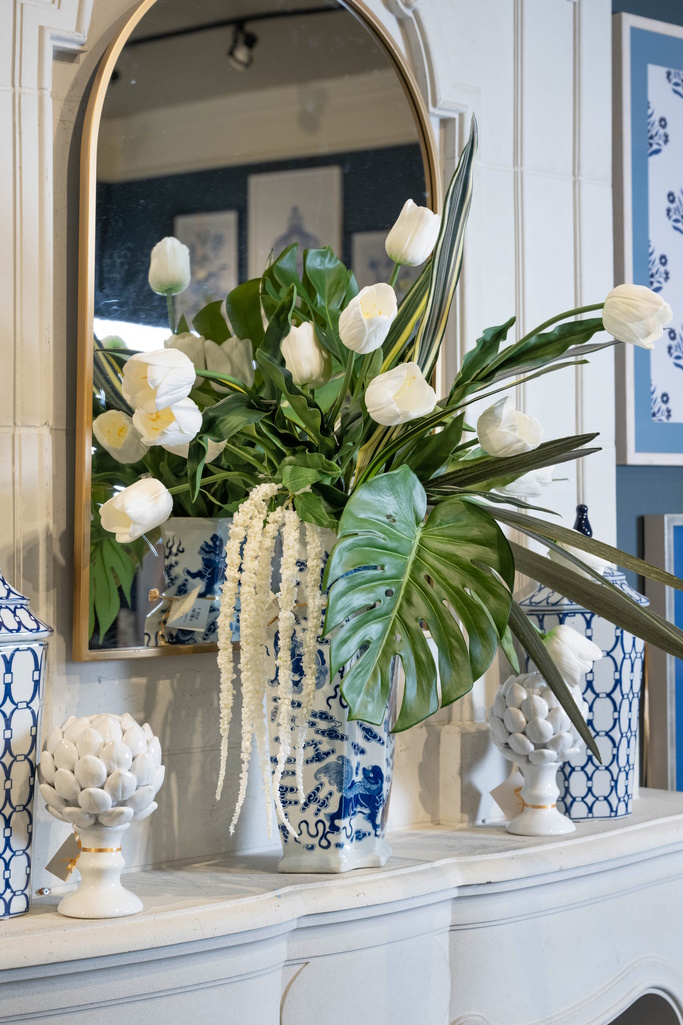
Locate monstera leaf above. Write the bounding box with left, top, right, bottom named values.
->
left=323, top=466, right=514, bottom=732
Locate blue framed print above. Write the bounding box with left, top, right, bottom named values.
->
left=644, top=514, right=683, bottom=790
left=615, top=14, right=683, bottom=464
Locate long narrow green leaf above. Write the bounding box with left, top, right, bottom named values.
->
left=511, top=542, right=683, bottom=659
left=93, top=342, right=134, bottom=415
left=507, top=601, right=600, bottom=760
left=415, top=116, right=478, bottom=380
left=381, top=261, right=431, bottom=370
left=486, top=506, right=683, bottom=594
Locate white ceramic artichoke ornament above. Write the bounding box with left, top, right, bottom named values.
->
left=487, top=672, right=587, bottom=836
left=39, top=712, right=164, bottom=918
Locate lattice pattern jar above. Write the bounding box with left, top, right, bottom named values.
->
left=0, top=569, right=52, bottom=916
left=519, top=567, right=647, bottom=819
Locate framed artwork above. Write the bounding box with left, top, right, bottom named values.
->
left=615, top=15, right=683, bottom=464
left=172, top=210, right=238, bottom=326
left=643, top=514, right=683, bottom=791
left=247, top=166, right=342, bottom=279
left=351, top=231, right=420, bottom=301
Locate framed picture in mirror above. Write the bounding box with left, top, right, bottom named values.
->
left=173, top=211, right=239, bottom=326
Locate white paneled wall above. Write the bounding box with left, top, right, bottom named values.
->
left=1, top=0, right=614, bottom=890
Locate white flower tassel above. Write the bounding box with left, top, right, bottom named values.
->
left=215, top=483, right=279, bottom=811
left=272, top=508, right=301, bottom=832
left=295, top=522, right=324, bottom=802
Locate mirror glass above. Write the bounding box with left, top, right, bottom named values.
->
left=82, top=0, right=434, bottom=656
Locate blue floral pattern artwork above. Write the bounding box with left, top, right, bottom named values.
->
left=648, top=101, right=670, bottom=155
left=646, top=63, right=683, bottom=425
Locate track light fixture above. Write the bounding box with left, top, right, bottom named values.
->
left=227, top=23, right=258, bottom=71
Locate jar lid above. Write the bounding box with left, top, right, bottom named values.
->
left=0, top=569, right=53, bottom=642
left=518, top=565, right=649, bottom=615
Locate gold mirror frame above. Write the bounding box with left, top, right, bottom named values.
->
left=73, top=0, right=441, bottom=661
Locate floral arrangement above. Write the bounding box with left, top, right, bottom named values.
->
left=93, top=120, right=683, bottom=834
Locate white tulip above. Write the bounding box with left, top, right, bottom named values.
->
left=338, top=283, right=398, bottom=354
left=133, top=398, right=202, bottom=448
left=602, top=283, right=672, bottom=349
left=205, top=337, right=255, bottom=390
left=100, top=478, right=173, bottom=543
left=385, top=199, right=441, bottom=266
left=148, top=237, right=191, bottom=295
left=494, top=465, right=554, bottom=498
left=547, top=541, right=613, bottom=579
left=477, top=397, right=543, bottom=457
left=281, top=322, right=331, bottom=388
left=92, top=410, right=146, bottom=465
left=365, top=362, right=437, bottom=425
left=543, top=624, right=602, bottom=688
left=163, top=438, right=227, bottom=462
left=122, top=349, right=196, bottom=413
left=164, top=332, right=206, bottom=377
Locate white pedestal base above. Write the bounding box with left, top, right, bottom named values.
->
left=58, top=824, right=142, bottom=920
left=507, top=762, right=576, bottom=836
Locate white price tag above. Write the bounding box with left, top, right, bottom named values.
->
left=490, top=768, right=525, bottom=820
left=45, top=832, right=81, bottom=881
left=166, top=587, right=213, bottom=632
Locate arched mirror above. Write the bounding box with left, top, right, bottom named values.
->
left=74, top=0, right=440, bottom=660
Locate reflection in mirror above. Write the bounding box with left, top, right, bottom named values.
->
left=80, top=0, right=436, bottom=657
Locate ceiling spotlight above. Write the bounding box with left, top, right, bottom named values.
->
left=227, top=23, right=258, bottom=71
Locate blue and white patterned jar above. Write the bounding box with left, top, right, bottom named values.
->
left=0, top=569, right=52, bottom=917
left=266, top=531, right=396, bottom=873
left=519, top=567, right=648, bottom=819
left=145, top=517, right=238, bottom=646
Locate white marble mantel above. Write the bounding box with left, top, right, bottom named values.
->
left=3, top=790, right=683, bottom=1024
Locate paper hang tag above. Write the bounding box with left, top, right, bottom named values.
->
left=166, top=586, right=213, bottom=632
left=45, top=832, right=81, bottom=882
left=490, top=768, right=525, bottom=820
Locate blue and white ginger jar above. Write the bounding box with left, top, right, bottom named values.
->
left=520, top=566, right=647, bottom=819
left=0, top=569, right=52, bottom=916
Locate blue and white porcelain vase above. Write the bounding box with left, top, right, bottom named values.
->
left=519, top=566, right=648, bottom=819
left=0, top=569, right=52, bottom=917
left=266, top=531, right=396, bottom=873
left=145, top=517, right=238, bottom=646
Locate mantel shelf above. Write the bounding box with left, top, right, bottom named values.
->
left=7, top=788, right=683, bottom=975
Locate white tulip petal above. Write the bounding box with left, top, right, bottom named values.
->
left=148, top=236, right=191, bottom=296
left=122, top=348, right=196, bottom=413
left=339, top=283, right=397, bottom=354
left=477, top=397, right=543, bottom=457
left=603, top=283, right=672, bottom=349
left=365, top=362, right=437, bottom=425
left=100, top=478, right=174, bottom=543
left=93, top=411, right=147, bottom=465
left=281, top=322, right=330, bottom=387
left=385, top=199, right=441, bottom=266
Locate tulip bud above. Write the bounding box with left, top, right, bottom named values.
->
left=133, top=398, right=202, bottom=449
left=281, top=322, right=331, bottom=388
left=602, top=283, right=672, bottom=349
left=543, top=624, right=602, bottom=688
left=163, top=438, right=227, bottom=462
left=92, top=410, right=146, bottom=465
left=477, top=397, right=543, bottom=457
left=164, top=332, right=207, bottom=381
left=148, top=237, right=191, bottom=296
left=547, top=541, right=613, bottom=579
left=338, top=284, right=398, bottom=354
left=494, top=466, right=554, bottom=499
left=365, top=362, right=437, bottom=426
left=385, top=199, right=441, bottom=267
left=100, top=478, right=174, bottom=543
left=122, top=349, right=196, bottom=413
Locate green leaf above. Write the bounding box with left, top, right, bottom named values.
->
left=485, top=507, right=683, bottom=594
left=177, top=314, right=190, bottom=335
left=381, top=261, right=431, bottom=370
left=259, top=285, right=297, bottom=362
left=93, top=341, right=134, bottom=415
left=403, top=414, right=465, bottom=482
left=323, top=466, right=514, bottom=731
left=257, top=351, right=336, bottom=455
left=415, top=116, right=478, bottom=380
left=193, top=301, right=231, bottom=343
left=454, top=317, right=516, bottom=392
left=89, top=537, right=139, bottom=641
left=507, top=602, right=600, bottom=760
left=302, top=247, right=350, bottom=360
left=202, top=392, right=266, bottom=442
left=225, top=279, right=265, bottom=348
left=188, top=436, right=208, bottom=503
left=500, top=626, right=520, bottom=672
left=484, top=317, right=605, bottom=381
left=293, top=489, right=339, bottom=531
left=511, top=541, right=683, bottom=661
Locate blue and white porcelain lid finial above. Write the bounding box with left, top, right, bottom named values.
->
left=0, top=568, right=53, bottom=642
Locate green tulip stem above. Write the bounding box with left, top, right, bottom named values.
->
left=352, top=353, right=373, bottom=401
left=515, top=302, right=604, bottom=348
left=166, top=293, right=176, bottom=334
left=388, top=262, right=401, bottom=289
left=168, top=470, right=235, bottom=496
left=328, top=353, right=356, bottom=429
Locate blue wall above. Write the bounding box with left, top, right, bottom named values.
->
left=613, top=0, right=683, bottom=582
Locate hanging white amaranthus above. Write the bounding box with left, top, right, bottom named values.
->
left=215, top=485, right=326, bottom=835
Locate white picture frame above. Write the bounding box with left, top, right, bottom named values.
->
left=614, top=13, right=683, bottom=464
left=172, top=210, right=239, bottom=326
left=247, top=166, right=342, bottom=280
